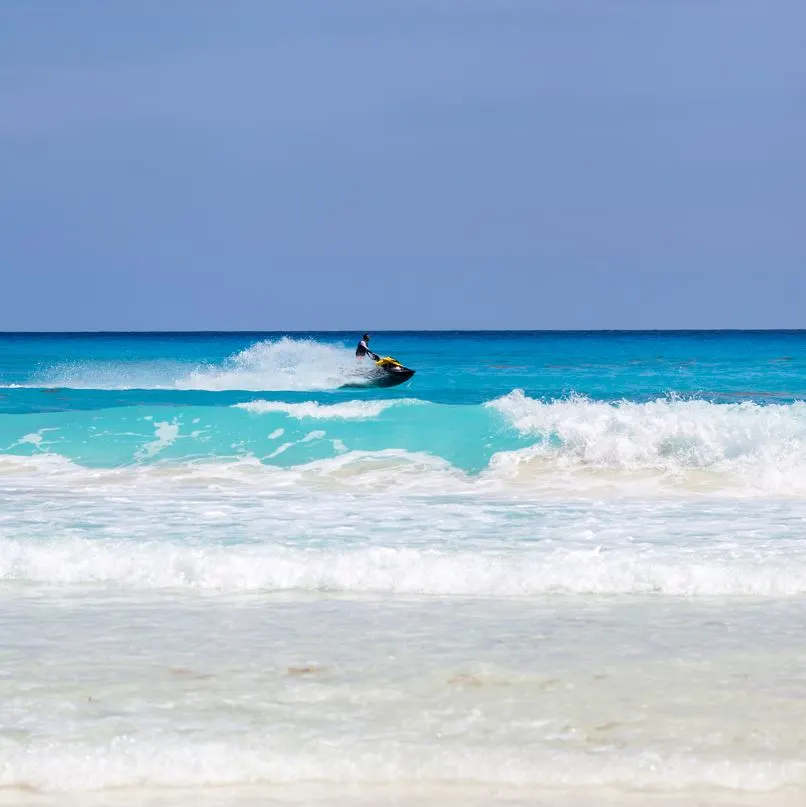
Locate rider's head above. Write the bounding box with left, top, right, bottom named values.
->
left=363, top=333, right=370, bottom=341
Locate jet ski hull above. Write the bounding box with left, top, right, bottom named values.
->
left=366, top=367, right=415, bottom=388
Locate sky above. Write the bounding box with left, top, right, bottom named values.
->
left=1, top=0, right=805, bottom=331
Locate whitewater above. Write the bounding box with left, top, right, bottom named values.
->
left=3, top=330, right=806, bottom=807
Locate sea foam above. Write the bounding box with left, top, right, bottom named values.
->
left=3, top=536, right=806, bottom=597
left=234, top=399, right=419, bottom=419
left=485, top=391, right=806, bottom=491
left=2, top=737, right=804, bottom=793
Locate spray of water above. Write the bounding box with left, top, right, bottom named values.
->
left=27, top=338, right=368, bottom=391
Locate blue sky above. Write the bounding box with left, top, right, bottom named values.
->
left=1, top=0, right=804, bottom=330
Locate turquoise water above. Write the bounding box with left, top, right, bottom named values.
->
left=4, top=331, right=806, bottom=804
left=3, top=331, right=806, bottom=473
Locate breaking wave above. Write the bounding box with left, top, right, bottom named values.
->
left=3, top=537, right=806, bottom=596
left=6, top=391, right=806, bottom=493
left=482, top=391, right=806, bottom=492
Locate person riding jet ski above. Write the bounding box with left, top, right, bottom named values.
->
left=355, top=333, right=380, bottom=361
left=343, top=333, right=415, bottom=388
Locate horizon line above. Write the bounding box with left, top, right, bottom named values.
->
left=2, top=328, right=806, bottom=336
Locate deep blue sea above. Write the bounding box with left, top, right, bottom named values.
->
left=3, top=331, right=806, bottom=805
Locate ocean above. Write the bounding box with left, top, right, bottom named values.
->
left=2, top=330, right=806, bottom=806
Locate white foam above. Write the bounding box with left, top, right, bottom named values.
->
left=16, top=431, right=44, bottom=448
left=1, top=738, right=803, bottom=793
left=0, top=452, right=83, bottom=477
left=0, top=450, right=459, bottom=493
left=489, top=391, right=806, bottom=469
left=267, top=442, right=294, bottom=459
left=2, top=536, right=806, bottom=597
left=485, top=391, right=806, bottom=493
left=235, top=399, right=416, bottom=419
left=136, top=420, right=180, bottom=460
left=9, top=427, right=60, bottom=452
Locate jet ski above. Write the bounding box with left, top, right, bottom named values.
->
left=371, top=356, right=416, bottom=387
left=341, top=356, right=416, bottom=389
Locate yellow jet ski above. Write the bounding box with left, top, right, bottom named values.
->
left=342, top=356, right=416, bottom=389
left=372, top=356, right=415, bottom=386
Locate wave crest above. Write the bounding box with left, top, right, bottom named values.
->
left=487, top=391, right=806, bottom=487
